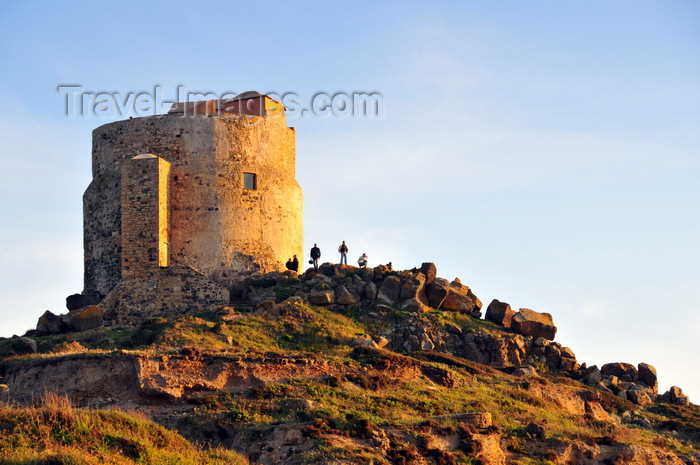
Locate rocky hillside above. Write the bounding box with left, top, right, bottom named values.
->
left=1, top=262, right=698, bottom=464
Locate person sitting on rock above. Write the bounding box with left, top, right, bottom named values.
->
left=285, top=258, right=294, bottom=271
left=358, top=253, right=368, bottom=268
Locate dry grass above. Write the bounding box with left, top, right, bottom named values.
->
left=0, top=393, right=248, bottom=464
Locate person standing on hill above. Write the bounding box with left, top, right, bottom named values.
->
left=338, top=240, right=348, bottom=265
left=310, top=243, right=321, bottom=270
left=291, top=255, right=299, bottom=272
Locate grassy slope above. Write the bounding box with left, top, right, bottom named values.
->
left=1, top=286, right=698, bottom=464
left=0, top=394, right=248, bottom=465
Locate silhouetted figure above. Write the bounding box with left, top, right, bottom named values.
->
left=338, top=240, right=348, bottom=265
left=310, top=243, right=321, bottom=270
left=291, top=255, right=299, bottom=272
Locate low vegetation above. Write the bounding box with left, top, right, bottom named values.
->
left=0, top=393, right=248, bottom=464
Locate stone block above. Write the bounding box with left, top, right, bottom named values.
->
left=420, top=262, right=437, bottom=284
left=309, top=289, right=335, bottom=305
left=377, top=275, right=402, bottom=304
left=638, top=362, right=658, bottom=393
left=485, top=299, right=515, bottom=327
left=511, top=308, right=557, bottom=340
left=36, top=310, right=64, bottom=336
left=426, top=278, right=449, bottom=308
left=66, top=305, right=104, bottom=332
left=334, top=285, right=359, bottom=305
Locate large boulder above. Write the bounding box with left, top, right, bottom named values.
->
left=376, top=275, right=402, bottom=305
left=6, top=337, right=38, bottom=355
left=65, top=305, right=104, bottom=332
left=399, top=272, right=428, bottom=304
left=309, top=289, right=335, bottom=305
left=426, top=278, right=449, bottom=308
left=364, top=282, right=378, bottom=301
left=356, top=267, right=375, bottom=282
left=627, top=387, right=654, bottom=407
left=485, top=299, right=515, bottom=328
left=399, top=298, right=430, bottom=314
left=662, top=386, right=690, bottom=405
left=420, top=262, right=437, bottom=285
left=638, top=363, right=658, bottom=393
left=319, top=263, right=355, bottom=278
left=65, top=292, right=101, bottom=311
left=511, top=308, right=557, bottom=340
left=441, top=289, right=477, bottom=313
left=335, top=285, right=360, bottom=305
left=36, top=310, right=64, bottom=335
left=601, top=362, right=638, bottom=382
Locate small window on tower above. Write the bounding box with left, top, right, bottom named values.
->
left=243, top=172, right=257, bottom=190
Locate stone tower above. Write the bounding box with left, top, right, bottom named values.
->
left=82, top=92, right=303, bottom=319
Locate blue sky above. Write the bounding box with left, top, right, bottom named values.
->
left=1, top=1, right=698, bottom=402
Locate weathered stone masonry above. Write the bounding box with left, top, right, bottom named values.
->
left=81, top=93, right=303, bottom=321
left=120, top=154, right=171, bottom=277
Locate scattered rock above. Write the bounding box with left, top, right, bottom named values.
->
left=524, top=422, right=545, bottom=439
left=215, top=306, right=238, bottom=321
left=444, top=322, right=462, bottom=335
left=421, top=366, right=460, bottom=387
left=350, top=336, right=378, bottom=349
left=420, top=333, right=434, bottom=351
left=374, top=303, right=393, bottom=313
left=431, top=412, right=492, bottom=429
left=373, top=336, right=390, bottom=349
left=584, top=401, right=614, bottom=423
left=512, top=365, right=538, bottom=377
left=180, top=347, right=201, bottom=359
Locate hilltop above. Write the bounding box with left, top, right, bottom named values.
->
left=0, top=262, right=698, bottom=464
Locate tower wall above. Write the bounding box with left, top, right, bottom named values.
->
left=83, top=111, right=303, bottom=297
left=120, top=155, right=171, bottom=278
